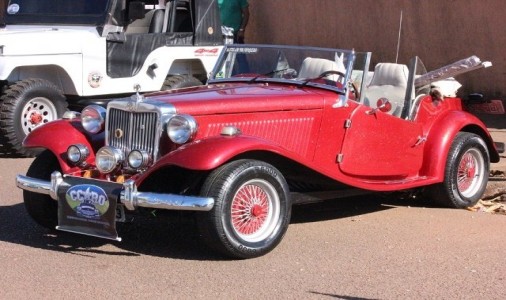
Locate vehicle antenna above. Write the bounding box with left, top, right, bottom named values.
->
left=395, top=10, right=403, bottom=64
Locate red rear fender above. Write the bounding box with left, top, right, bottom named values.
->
left=420, top=111, right=498, bottom=179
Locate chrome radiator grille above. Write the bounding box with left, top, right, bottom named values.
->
left=107, top=108, right=159, bottom=157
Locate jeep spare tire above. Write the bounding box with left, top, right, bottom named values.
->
left=0, top=79, right=67, bottom=157
left=162, top=75, right=203, bottom=90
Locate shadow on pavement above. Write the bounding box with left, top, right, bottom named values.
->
left=0, top=194, right=419, bottom=260
left=0, top=203, right=223, bottom=260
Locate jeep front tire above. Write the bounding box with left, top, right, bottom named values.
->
left=0, top=79, right=67, bottom=157
left=162, top=75, right=203, bottom=90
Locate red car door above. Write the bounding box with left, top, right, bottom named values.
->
left=338, top=105, right=424, bottom=178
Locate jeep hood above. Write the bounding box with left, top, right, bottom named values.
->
left=148, top=83, right=331, bottom=115
left=0, top=26, right=98, bottom=55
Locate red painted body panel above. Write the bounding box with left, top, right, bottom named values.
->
left=27, top=83, right=497, bottom=193
left=194, top=109, right=323, bottom=160
left=157, top=85, right=495, bottom=191
left=143, top=135, right=294, bottom=173
left=419, top=110, right=495, bottom=178
left=149, top=83, right=323, bottom=115
left=23, top=120, right=97, bottom=173
left=339, top=105, right=424, bottom=178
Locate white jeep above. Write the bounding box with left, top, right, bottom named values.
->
left=0, top=0, right=225, bottom=156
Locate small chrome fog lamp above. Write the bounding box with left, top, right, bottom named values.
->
left=127, top=150, right=151, bottom=169
left=95, top=146, right=124, bottom=174
left=167, top=114, right=197, bottom=144
left=81, top=105, right=106, bottom=134
left=67, top=144, right=90, bottom=165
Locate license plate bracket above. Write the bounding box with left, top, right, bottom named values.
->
left=56, top=176, right=123, bottom=241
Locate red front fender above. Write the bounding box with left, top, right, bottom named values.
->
left=137, top=135, right=299, bottom=182
left=23, top=120, right=101, bottom=172
left=421, top=110, right=498, bottom=180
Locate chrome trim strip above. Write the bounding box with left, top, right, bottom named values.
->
left=121, top=180, right=214, bottom=211
left=16, top=172, right=214, bottom=212
left=16, top=174, right=52, bottom=196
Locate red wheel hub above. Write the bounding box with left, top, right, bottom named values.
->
left=251, top=204, right=264, bottom=217
left=29, top=111, right=43, bottom=125
left=457, top=153, right=476, bottom=192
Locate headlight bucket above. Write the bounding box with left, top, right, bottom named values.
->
left=67, top=144, right=90, bottom=165
left=128, top=150, right=152, bottom=169
left=167, top=114, right=197, bottom=144
left=95, top=146, right=124, bottom=174
left=81, top=105, right=106, bottom=134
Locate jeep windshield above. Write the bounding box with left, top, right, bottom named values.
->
left=209, top=44, right=371, bottom=95
left=4, top=0, right=111, bottom=25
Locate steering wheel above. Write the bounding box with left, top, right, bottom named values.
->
left=349, top=81, right=360, bottom=101
left=316, top=71, right=360, bottom=100
left=301, top=70, right=346, bottom=87
left=317, top=70, right=346, bottom=80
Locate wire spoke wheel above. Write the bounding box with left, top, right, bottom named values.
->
left=231, top=179, right=280, bottom=243
left=457, top=148, right=485, bottom=198
left=427, top=132, right=489, bottom=208
left=197, top=159, right=291, bottom=259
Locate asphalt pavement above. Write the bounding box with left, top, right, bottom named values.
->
left=1, top=152, right=505, bottom=299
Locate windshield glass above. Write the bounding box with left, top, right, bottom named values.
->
left=5, top=0, right=111, bottom=25
left=412, top=57, right=429, bottom=96
left=210, top=44, right=371, bottom=94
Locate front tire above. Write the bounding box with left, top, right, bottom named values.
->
left=428, top=132, right=490, bottom=208
left=197, top=160, right=292, bottom=259
left=23, top=150, right=61, bottom=229
left=0, top=79, right=67, bottom=157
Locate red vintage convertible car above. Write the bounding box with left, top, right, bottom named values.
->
left=16, top=44, right=500, bottom=258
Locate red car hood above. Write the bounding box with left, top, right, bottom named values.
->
left=146, top=83, right=329, bottom=115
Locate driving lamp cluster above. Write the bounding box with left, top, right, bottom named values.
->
left=67, top=144, right=153, bottom=173
left=66, top=106, right=198, bottom=173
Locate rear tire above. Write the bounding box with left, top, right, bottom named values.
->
left=197, top=160, right=292, bottom=259
left=0, top=79, right=67, bottom=157
left=428, top=132, right=489, bottom=208
left=161, top=75, right=203, bottom=90
left=23, top=150, right=61, bottom=229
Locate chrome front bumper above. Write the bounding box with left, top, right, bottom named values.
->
left=16, top=171, right=214, bottom=212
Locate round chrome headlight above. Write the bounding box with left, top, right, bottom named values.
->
left=167, top=114, right=197, bottom=144
left=95, top=146, right=124, bottom=174
left=81, top=105, right=106, bottom=134
left=128, top=150, right=151, bottom=169
left=67, top=144, right=90, bottom=165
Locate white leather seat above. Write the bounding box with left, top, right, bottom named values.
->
left=364, top=63, right=409, bottom=117
left=297, top=56, right=346, bottom=82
